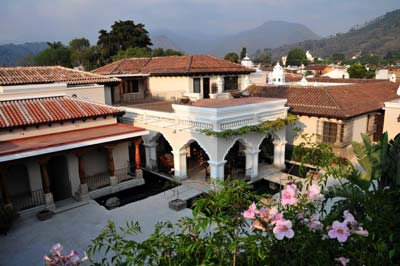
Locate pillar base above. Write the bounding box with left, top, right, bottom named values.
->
left=44, top=193, right=56, bottom=211
left=135, top=169, right=143, bottom=179
left=77, top=183, right=89, bottom=202
left=208, top=160, right=226, bottom=181
left=109, top=176, right=118, bottom=186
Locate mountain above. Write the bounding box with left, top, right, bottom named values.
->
left=271, top=9, right=400, bottom=59
left=0, top=42, right=47, bottom=66
left=151, top=35, right=182, bottom=51
left=209, top=21, right=320, bottom=56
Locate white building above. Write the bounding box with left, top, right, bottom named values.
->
left=268, top=62, right=286, bottom=85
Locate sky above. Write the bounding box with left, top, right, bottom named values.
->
left=0, top=0, right=399, bottom=44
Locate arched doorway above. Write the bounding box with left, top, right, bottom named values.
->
left=259, top=135, right=274, bottom=164
left=48, top=156, right=72, bottom=201
left=224, top=140, right=247, bottom=180
left=186, top=141, right=210, bottom=182
left=156, top=135, right=174, bottom=175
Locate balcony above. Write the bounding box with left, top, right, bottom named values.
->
left=122, top=97, right=288, bottom=133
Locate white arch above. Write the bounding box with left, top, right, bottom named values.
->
left=223, top=137, right=254, bottom=160
left=177, top=138, right=212, bottom=161
left=256, top=131, right=281, bottom=150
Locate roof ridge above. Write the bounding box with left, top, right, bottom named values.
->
left=186, top=55, right=193, bottom=72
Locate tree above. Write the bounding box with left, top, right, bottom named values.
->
left=113, top=47, right=152, bottom=61
left=97, top=20, right=152, bottom=63
left=253, top=48, right=272, bottom=66
left=347, top=64, right=366, bottom=78
left=164, top=48, right=184, bottom=56
left=331, top=53, right=345, bottom=63
left=224, top=52, right=239, bottom=63
left=34, top=42, right=72, bottom=67
left=240, top=47, right=247, bottom=60
left=152, top=48, right=165, bottom=57
left=286, top=48, right=307, bottom=66
left=69, top=38, right=92, bottom=69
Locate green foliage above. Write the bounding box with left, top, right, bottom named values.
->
left=224, top=52, right=239, bottom=63
left=113, top=47, right=152, bottom=61
left=97, top=20, right=152, bottom=63
left=286, top=48, right=307, bottom=66
left=201, top=114, right=298, bottom=138
left=347, top=63, right=374, bottom=79
left=352, top=132, right=400, bottom=190
left=331, top=53, right=345, bottom=63
left=252, top=48, right=272, bottom=66
left=152, top=47, right=184, bottom=57
left=34, top=42, right=72, bottom=67
left=240, top=47, right=247, bottom=60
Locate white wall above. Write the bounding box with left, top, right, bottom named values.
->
left=352, top=115, right=368, bottom=142
left=112, top=142, right=130, bottom=169
left=383, top=101, right=400, bottom=140
left=149, top=76, right=190, bottom=100
left=83, top=149, right=109, bottom=176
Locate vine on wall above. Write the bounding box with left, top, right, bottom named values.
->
left=200, top=113, right=298, bottom=138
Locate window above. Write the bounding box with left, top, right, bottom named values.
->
left=123, top=80, right=139, bottom=93
left=322, top=122, right=337, bottom=144
left=193, top=78, right=201, bottom=93
left=224, top=76, right=238, bottom=91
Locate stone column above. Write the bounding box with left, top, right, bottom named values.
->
left=217, top=76, right=224, bottom=94
left=208, top=160, right=226, bottom=181
left=76, top=152, right=89, bottom=201
left=244, top=150, right=260, bottom=180
left=172, top=149, right=187, bottom=179
left=133, top=138, right=143, bottom=179
left=143, top=142, right=158, bottom=170
left=0, top=167, right=12, bottom=207
left=105, top=146, right=118, bottom=186
left=38, top=158, right=55, bottom=211
left=273, top=140, right=287, bottom=169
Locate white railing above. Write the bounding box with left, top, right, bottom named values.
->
left=128, top=106, right=286, bottom=132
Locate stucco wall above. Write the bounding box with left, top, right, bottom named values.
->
left=149, top=76, right=190, bottom=100
left=383, top=105, right=400, bottom=140
left=352, top=115, right=368, bottom=143
left=112, top=142, right=130, bottom=169
left=83, top=149, right=109, bottom=176
left=0, top=84, right=106, bottom=104
left=0, top=117, right=117, bottom=141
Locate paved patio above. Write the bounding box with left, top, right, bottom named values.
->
left=0, top=183, right=207, bottom=266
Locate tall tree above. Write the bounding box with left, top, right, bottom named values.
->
left=97, top=20, right=152, bottom=63
left=224, top=52, right=239, bottom=63
left=253, top=48, right=272, bottom=66
left=286, top=48, right=307, bottom=66
left=34, top=42, right=72, bottom=67
left=69, top=38, right=92, bottom=69
left=240, top=47, right=247, bottom=60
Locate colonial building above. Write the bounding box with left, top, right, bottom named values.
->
left=0, top=96, right=148, bottom=214
left=92, top=55, right=254, bottom=104
left=383, top=91, right=400, bottom=140
left=0, top=66, right=120, bottom=105
left=248, top=78, right=400, bottom=158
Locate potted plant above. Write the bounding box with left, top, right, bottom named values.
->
left=180, top=96, right=190, bottom=104
left=230, top=91, right=241, bottom=98
left=37, top=209, right=54, bottom=221
left=209, top=83, right=218, bottom=99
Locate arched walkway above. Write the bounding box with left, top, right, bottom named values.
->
left=259, top=135, right=274, bottom=165
left=223, top=139, right=254, bottom=180
left=184, top=140, right=210, bottom=182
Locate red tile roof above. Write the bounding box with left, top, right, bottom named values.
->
left=304, top=64, right=329, bottom=71
left=92, top=55, right=254, bottom=76
left=248, top=82, right=400, bottom=119
left=0, top=66, right=120, bottom=86
left=0, top=123, right=145, bottom=157
left=0, top=96, right=124, bottom=129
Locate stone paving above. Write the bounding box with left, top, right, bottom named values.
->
left=0, top=183, right=207, bottom=266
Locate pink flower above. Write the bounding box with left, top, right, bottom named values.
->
left=271, top=212, right=283, bottom=225
left=243, top=202, right=257, bottom=219
left=352, top=227, right=369, bottom=237
left=306, top=214, right=323, bottom=231
left=273, top=219, right=294, bottom=240
left=307, top=184, right=324, bottom=201
left=281, top=184, right=297, bottom=206
left=335, top=257, right=350, bottom=266
left=250, top=220, right=266, bottom=231
left=328, top=221, right=350, bottom=243
left=343, top=210, right=355, bottom=225
left=50, top=243, right=63, bottom=256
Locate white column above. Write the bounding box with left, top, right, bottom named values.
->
left=172, top=149, right=188, bottom=179
left=217, top=76, right=224, bottom=94
left=208, top=160, right=226, bottom=181
left=244, top=150, right=260, bottom=179
left=144, top=142, right=158, bottom=170
left=273, top=140, right=287, bottom=169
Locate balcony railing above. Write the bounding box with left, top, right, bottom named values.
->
left=86, top=173, right=111, bottom=191
left=8, top=189, right=45, bottom=211
left=115, top=167, right=136, bottom=184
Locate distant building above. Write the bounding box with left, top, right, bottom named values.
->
left=268, top=62, right=286, bottom=85
left=93, top=55, right=254, bottom=104
left=306, top=50, right=314, bottom=63
left=383, top=87, right=400, bottom=140
left=321, top=66, right=349, bottom=79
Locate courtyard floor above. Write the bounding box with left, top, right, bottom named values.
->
left=0, top=183, right=208, bottom=266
